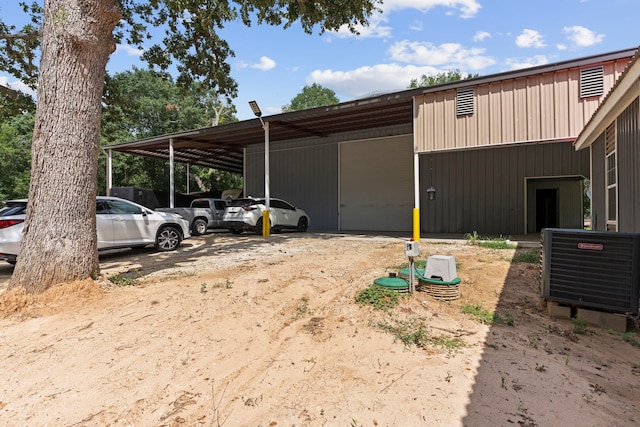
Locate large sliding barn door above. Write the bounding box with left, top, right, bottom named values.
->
left=339, top=136, right=413, bottom=231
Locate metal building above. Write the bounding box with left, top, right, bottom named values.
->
left=107, top=47, right=638, bottom=236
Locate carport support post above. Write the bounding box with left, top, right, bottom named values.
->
left=169, top=138, right=175, bottom=208
left=413, top=152, right=421, bottom=242
left=263, top=121, right=271, bottom=237
left=106, top=148, right=112, bottom=196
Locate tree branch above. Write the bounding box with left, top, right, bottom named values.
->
left=0, top=31, right=41, bottom=42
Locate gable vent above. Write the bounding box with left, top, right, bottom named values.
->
left=456, top=88, right=474, bottom=116
left=580, top=66, right=604, bottom=98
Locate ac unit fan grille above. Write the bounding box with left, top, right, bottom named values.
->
left=543, top=229, right=640, bottom=313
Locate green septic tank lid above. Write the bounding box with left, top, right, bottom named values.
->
left=373, top=277, right=410, bottom=290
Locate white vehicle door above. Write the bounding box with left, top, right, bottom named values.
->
left=96, top=200, right=114, bottom=248
left=271, top=200, right=297, bottom=227
left=106, top=199, right=154, bottom=245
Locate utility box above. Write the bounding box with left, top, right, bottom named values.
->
left=405, top=240, right=419, bottom=257
left=425, top=255, right=457, bottom=282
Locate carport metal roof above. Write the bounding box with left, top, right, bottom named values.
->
left=105, top=90, right=416, bottom=175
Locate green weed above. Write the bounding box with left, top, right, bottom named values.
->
left=512, top=249, right=540, bottom=264
left=107, top=273, right=138, bottom=286
left=464, top=232, right=517, bottom=249
left=356, top=285, right=401, bottom=311
left=535, top=363, right=547, bottom=372
left=621, top=332, right=640, bottom=348
left=376, top=318, right=465, bottom=354
left=571, top=317, right=588, bottom=334
left=292, top=296, right=312, bottom=320
left=461, top=303, right=495, bottom=325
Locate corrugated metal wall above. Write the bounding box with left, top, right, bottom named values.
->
left=420, top=141, right=590, bottom=235
left=245, top=124, right=412, bottom=231
left=414, top=57, right=631, bottom=152
left=590, top=134, right=606, bottom=231
left=245, top=139, right=339, bottom=231
left=526, top=178, right=584, bottom=232
left=617, top=97, right=640, bottom=232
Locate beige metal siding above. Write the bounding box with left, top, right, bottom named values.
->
left=415, top=56, right=632, bottom=152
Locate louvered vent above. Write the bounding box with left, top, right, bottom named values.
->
left=541, top=228, right=640, bottom=313
left=456, top=88, right=474, bottom=116
left=580, top=66, right=604, bottom=98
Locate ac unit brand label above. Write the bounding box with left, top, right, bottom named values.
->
left=578, top=242, right=604, bottom=251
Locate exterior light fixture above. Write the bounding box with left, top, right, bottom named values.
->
left=248, top=100, right=262, bottom=118
left=427, top=187, right=436, bottom=201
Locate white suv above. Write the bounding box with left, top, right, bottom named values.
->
left=0, top=196, right=191, bottom=265
left=223, top=197, right=309, bottom=234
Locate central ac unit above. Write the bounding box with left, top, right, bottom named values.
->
left=541, top=228, right=640, bottom=313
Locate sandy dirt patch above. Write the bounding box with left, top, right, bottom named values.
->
left=0, top=232, right=639, bottom=426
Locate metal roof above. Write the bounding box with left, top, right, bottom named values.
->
left=106, top=91, right=416, bottom=175
left=106, top=47, right=638, bottom=175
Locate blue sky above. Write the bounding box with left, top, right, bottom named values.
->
left=1, top=0, right=639, bottom=121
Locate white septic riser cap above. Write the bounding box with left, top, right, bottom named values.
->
left=424, top=255, right=457, bottom=282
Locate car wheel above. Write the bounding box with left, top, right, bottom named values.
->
left=192, top=218, right=207, bottom=236
left=231, top=229, right=242, bottom=235
left=254, top=218, right=263, bottom=234
left=297, top=217, right=309, bottom=232
left=155, top=226, right=182, bottom=251
left=254, top=218, right=273, bottom=234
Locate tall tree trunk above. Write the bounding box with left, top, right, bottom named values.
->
left=9, top=0, right=121, bottom=293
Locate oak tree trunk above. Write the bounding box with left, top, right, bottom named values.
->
left=9, top=0, right=121, bottom=293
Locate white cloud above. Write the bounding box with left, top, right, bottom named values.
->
left=333, top=14, right=392, bottom=38
left=516, top=29, right=546, bottom=48
left=473, top=31, right=491, bottom=42
left=115, top=44, right=144, bottom=57
left=0, top=75, right=37, bottom=98
left=388, top=41, right=495, bottom=70
left=309, top=64, right=440, bottom=98
left=251, top=56, right=277, bottom=71
left=409, top=20, right=424, bottom=32
left=563, top=25, right=604, bottom=47
left=381, top=0, right=481, bottom=19
left=505, top=55, right=549, bottom=70
left=331, top=0, right=480, bottom=39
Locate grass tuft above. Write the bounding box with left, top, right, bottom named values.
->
left=355, top=285, right=402, bottom=311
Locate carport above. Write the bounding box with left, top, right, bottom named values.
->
left=105, top=91, right=415, bottom=208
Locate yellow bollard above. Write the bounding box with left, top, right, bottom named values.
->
left=412, top=208, right=420, bottom=242
left=262, top=210, right=271, bottom=237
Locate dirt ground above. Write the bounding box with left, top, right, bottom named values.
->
left=0, top=232, right=639, bottom=427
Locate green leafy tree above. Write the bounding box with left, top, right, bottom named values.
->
left=99, top=68, right=240, bottom=197
left=282, top=83, right=340, bottom=112
left=0, top=85, right=35, bottom=121
left=0, top=113, right=33, bottom=200
left=409, top=69, right=479, bottom=88
left=0, top=0, right=381, bottom=292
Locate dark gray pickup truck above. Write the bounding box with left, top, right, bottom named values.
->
left=156, top=198, right=230, bottom=235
